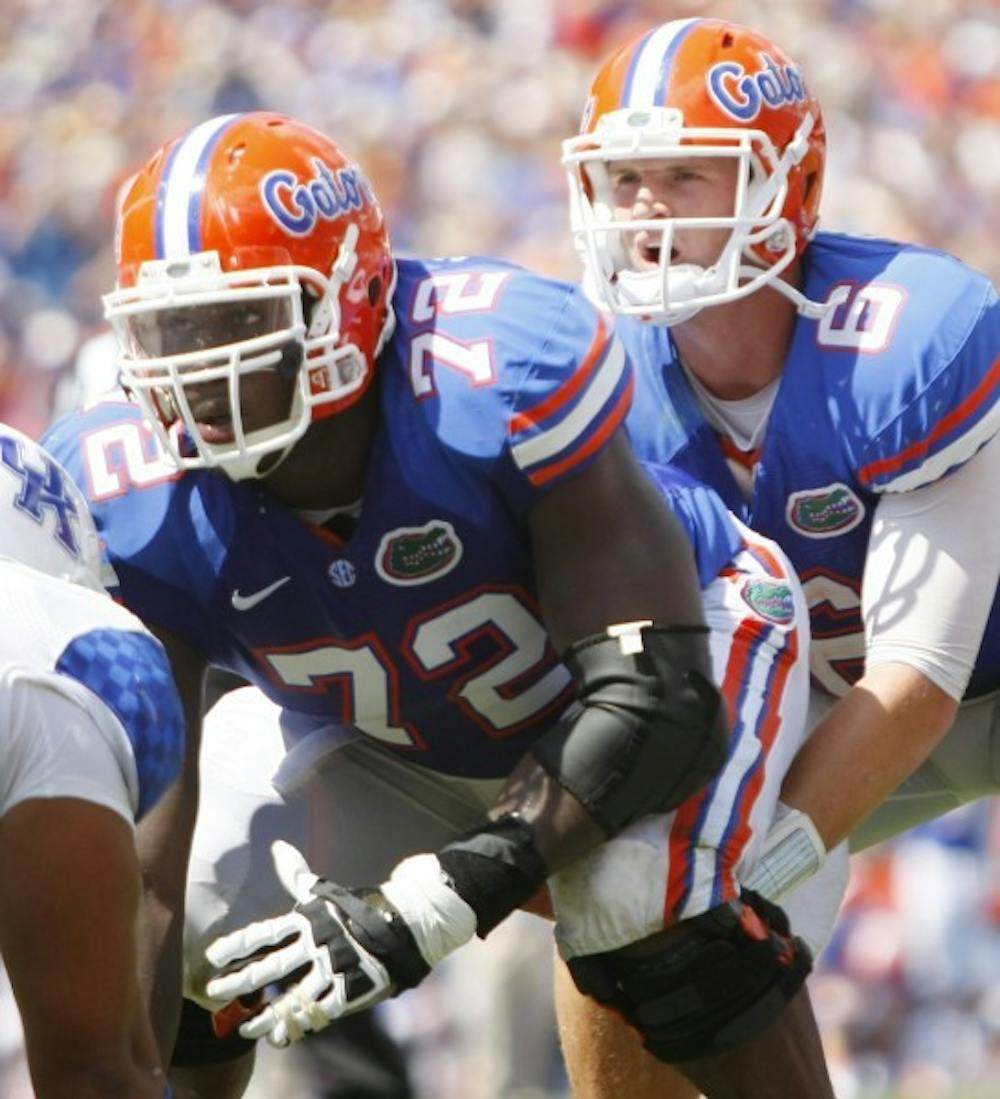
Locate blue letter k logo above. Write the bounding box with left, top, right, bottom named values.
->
left=0, top=435, right=81, bottom=558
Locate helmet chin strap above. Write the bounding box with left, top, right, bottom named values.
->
left=169, top=422, right=291, bottom=482
left=249, top=442, right=295, bottom=481
left=615, top=266, right=711, bottom=325
left=610, top=220, right=834, bottom=325
left=206, top=439, right=298, bottom=482
left=771, top=276, right=834, bottom=320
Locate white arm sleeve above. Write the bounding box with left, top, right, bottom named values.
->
left=863, top=429, right=1000, bottom=700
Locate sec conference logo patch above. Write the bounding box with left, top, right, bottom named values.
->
left=375, top=521, right=463, bottom=586
left=327, top=559, right=357, bottom=588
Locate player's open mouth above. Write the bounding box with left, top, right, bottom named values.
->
left=631, top=225, right=680, bottom=267
left=191, top=398, right=237, bottom=443
left=196, top=419, right=236, bottom=444
left=637, top=240, right=679, bottom=266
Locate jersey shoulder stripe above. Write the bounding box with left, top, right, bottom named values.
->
left=510, top=320, right=632, bottom=486
left=860, top=353, right=1000, bottom=491
left=509, top=314, right=613, bottom=436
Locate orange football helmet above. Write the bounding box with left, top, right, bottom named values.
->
left=563, top=18, right=826, bottom=324
left=105, top=112, right=396, bottom=480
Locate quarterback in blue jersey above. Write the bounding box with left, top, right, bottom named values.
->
left=0, top=425, right=181, bottom=1098
left=563, top=15, right=1000, bottom=1099
left=44, top=112, right=837, bottom=1098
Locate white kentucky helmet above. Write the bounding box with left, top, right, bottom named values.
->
left=0, top=424, right=104, bottom=592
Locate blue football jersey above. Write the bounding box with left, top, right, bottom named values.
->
left=46, top=256, right=740, bottom=778
left=623, top=231, right=1000, bottom=697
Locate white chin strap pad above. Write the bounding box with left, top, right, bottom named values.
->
left=613, top=265, right=723, bottom=325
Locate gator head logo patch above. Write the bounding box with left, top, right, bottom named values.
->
left=375, top=521, right=462, bottom=586
left=741, top=579, right=795, bottom=626
left=786, top=483, right=864, bottom=538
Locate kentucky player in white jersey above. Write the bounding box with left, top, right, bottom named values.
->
left=0, top=425, right=182, bottom=1097
left=46, top=112, right=838, bottom=1098
left=563, top=15, right=1000, bottom=1098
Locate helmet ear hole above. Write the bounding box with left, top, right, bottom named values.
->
left=368, top=276, right=382, bottom=306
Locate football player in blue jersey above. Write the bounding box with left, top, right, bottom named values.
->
left=562, top=15, right=1000, bottom=1097
left=0, top=425, right=182, bottom=1098
left=45, top=111, right=838, bottom=1099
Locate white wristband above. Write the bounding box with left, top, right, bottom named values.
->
left=381, top=853, right=478, bottom=967
left=743, top=804, right=827, bottom=902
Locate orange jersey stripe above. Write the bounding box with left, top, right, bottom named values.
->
left=508, top=316, right=610, bottom=436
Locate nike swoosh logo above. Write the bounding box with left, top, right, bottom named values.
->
left=230, top=576, right=291, bottom=611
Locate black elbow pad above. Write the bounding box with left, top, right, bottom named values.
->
left=530, top=624, right=729, bottom=835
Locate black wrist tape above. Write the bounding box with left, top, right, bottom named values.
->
left=437, top=814, right=549, bottom=937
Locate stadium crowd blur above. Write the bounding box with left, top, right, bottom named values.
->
left=2, top=0, right=999, bottom=1095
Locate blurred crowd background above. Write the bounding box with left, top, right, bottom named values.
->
left=3, top=0, right=1000, bottom=430
left=2, top=0, right=999, bottom=1096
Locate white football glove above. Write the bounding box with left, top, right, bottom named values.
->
left=205, top=840, right=477, bottom=1047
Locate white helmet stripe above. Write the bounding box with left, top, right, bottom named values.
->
left=623, top=18, right=698, bottom=109
left=157, top=114, right=241, bottom=260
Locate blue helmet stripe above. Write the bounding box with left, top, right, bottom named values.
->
left=155, top=113, right=241, bottom=260
left=621, top=27, right=658, bottom=106
left=154, top=138, right=184, bottom=261
left=654, top=20, right=699, bottom=106
left=623, top=18, right=700, bottom=109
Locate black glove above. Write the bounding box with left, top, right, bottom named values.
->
left=206, top=841, right=475, bottom=1045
